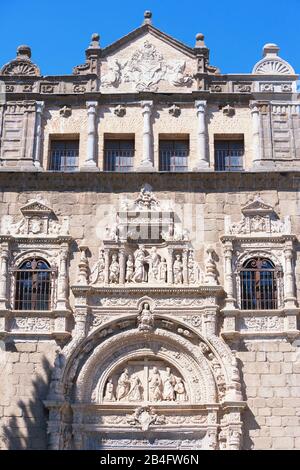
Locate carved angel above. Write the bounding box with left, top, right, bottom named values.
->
left=100, top=59, right=123, bottom=88
left=168, top=60, right=193, bottom=86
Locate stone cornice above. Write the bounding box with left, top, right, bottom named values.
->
left=71, top=284, right=224, bottom=296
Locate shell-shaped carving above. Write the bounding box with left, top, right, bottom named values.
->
left=253, top=59, right=294, bottom=75
left=1, top=60, right=40, bottom=76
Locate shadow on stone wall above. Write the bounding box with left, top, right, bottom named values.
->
left=2, top=355, right=52, bottom=450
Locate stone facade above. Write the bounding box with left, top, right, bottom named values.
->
left=0, top=12, right=299, bottom=450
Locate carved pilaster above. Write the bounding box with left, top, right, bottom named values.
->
left=82, top=101, right=98, bottom=170
left=250, top=102, right=263, bottom=168
left=283, top=241, right=297, bottom=308
left=33, top=101, right=44, bottom=168
left=194, top=100, right=209, bottom=169
left=223, top=241, right=236, bottom=310
left=56, top=243, right=69, bottom=311
left=182, top=249, right=188, bottom=285
left=138, top=101, right=154, bottom=170
left=0, top=242, right=9, bottom=310
left=167, top=247, right=173, bottom=285
left=203, top=309, right=217, bottom=335
left=77, top=244, right=89, bottom=285
left=104, top=249, right=110, bottom=285
left=119, top=248, right=126, bottom=285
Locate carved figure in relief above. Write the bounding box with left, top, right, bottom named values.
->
left=149, top=367, right=163, bottom=401
left=168, top=60, right=192, bottom=86
left=188, top=250, right=196, bottom=283
left=128, top=374, right=143, bottom=401
left=116, top=368, right=131, bottom=401
left=137, top=303, right=154, bottom=332
left=174, top=377, right=187, bottom=402
left=103, top=378, right=116, bottom=402
left=133, top=245, right=147, bottom=283
left=101, top=59, right=123, bottom=88
left=173, top=254, right=183, bottom=284
left=159, top=258, right=167, bottom=282
left=163, top=367, right=176, bottom=401
left=90, top=249, right=105, bottom=284
left=109, top=254, right=120, bottom=283
left=147, top=246, right=160, bottom=281
left=125, top=254, right=134, bottom=283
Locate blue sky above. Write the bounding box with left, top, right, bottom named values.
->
left=0, top=0, right=299, bottom=76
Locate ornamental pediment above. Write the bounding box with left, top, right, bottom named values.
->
left=0, top=198, right=70, bottom=237
left=98, top=31, right=197, bottom=93
left=224, top=196, right=291, bottom=236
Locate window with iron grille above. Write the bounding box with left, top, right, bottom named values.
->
left=49, top=140, right=79, bottom=171
left=159, top=140, right=189, bottom=172
left=14, top=259, right=52, bottom=311
left=214, top=140, right=244, bottom=171
left=104, top=140, right=134, bottom=172
left=240, top=257, right=278, bottom=310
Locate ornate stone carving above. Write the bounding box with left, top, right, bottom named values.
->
left=90, top=249, right=105, bottom=284
left=10, top=317, right=51, bottom=332
left=168, top=104, right=181, bottom=117
left=59, top=105, right=72, bottom=118
left=137, top=303, right=154, bottom=332
left=205, top=247, right=218, bottom=285
left=222, top=104, right=235, bottom=117
left=114, top=104, right=126, bottom=117
left=100, top=41, right=193, bottom=91
left=1, top=45, right=40, bottom=76
left=109, top=253, right=120, bottom=283
left=240, top=316, right=284, bottom=331
left=126, top=406, right=166, bottom=431
left=252, top=43, right=295, bottom=75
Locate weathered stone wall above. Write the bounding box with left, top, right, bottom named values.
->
left=0, top=173, right=299, bottom=450
left=237, top=340, right=300, bottom=450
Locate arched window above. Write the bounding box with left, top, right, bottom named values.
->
left=14, top=258, right=52, bottom=311
left=240, top=257, right=278, bottom=310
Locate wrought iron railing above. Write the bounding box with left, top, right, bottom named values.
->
left=104, top=149, right=134, bottom=172
left=159, top=149, right=189, bottom=172
left=214, top=149, right=244, bottom=171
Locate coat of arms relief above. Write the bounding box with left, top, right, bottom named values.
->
left=100, top=40, right=193, bottom=91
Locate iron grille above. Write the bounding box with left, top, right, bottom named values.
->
left=49, top=140, right=79, bottom=171
left=104, top=140, right=134, bottom=172
left=159, top=140, right=189, bottom=172
left=214, top=140, right=244, bottom=171
left=14, top=259, right=52, bottom=311
left=240, top=258, right=278, bottom=310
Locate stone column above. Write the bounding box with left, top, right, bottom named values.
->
left=223, top=241, right=236, bottom=309
left=284, top=241, right=297, bottom=308
left=0, top=242, right=9, bottom=310
left=167, top=248, right=173, bottom=285
left=56, top=244, right=69, bottom=311
left=194, top=100, right=209, bottom=170
left=250, top=102, right=262, bottom=168
left=33, top=101, right=44, bottom=168
left=119, top=248, right=126, bottom=285
left=138, top=101, right=154, bottom=170
left=104, top=249, right=110, bottom=285
left=82, top=101, right=98, bottom=170
left=182, top=249, right=188, bottom=284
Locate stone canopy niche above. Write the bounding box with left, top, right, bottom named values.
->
left=89, top=184, right=208, bottom=287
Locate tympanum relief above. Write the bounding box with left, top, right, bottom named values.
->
left=102, top=360, right=187, bottom=404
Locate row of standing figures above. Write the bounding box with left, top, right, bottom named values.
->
left=103, top=367, right=187, bottom=402
left=90, top=246, right=200, bottom=285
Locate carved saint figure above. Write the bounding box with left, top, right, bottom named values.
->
left=109, top=253, right=120, bottom=283
left=188, top=250, right=196, bottom=284
left=174, top=377, right=187, bottom=402
left=163, top=367, right=176, bottom=401
left=116, top=368, right=131, bottom=401
left=125, top=254, right=134, bottom=283
left=173, top=254, right=183, bottom=284
left=128, top=374, right=143, bottom=401
left=137, top=303, right=154, bottom=332
left=159, top=257, right=167, bottom=283
left=104, top=378, right=116, bottom=402
left=90, top=249, right=105, bottom=284
left=149, top=367, right=163, bottom=401
left=147, top=247, right=160, bottom=281
left=133, top=245, right=147, bottom=283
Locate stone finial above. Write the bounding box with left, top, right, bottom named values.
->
left=89, top=33, right=100, bottom=49
left=143, top=10, right=152, bottom=25
left=263, top=43, right=280, bottom=57
left=205, top=247, right=218, bottom=285
left=195, top=33, right=206, bottom=48
left=17, top=45, right=32, bottom=59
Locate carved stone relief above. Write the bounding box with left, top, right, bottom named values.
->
left=100, top=41, right=193, bottom=91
